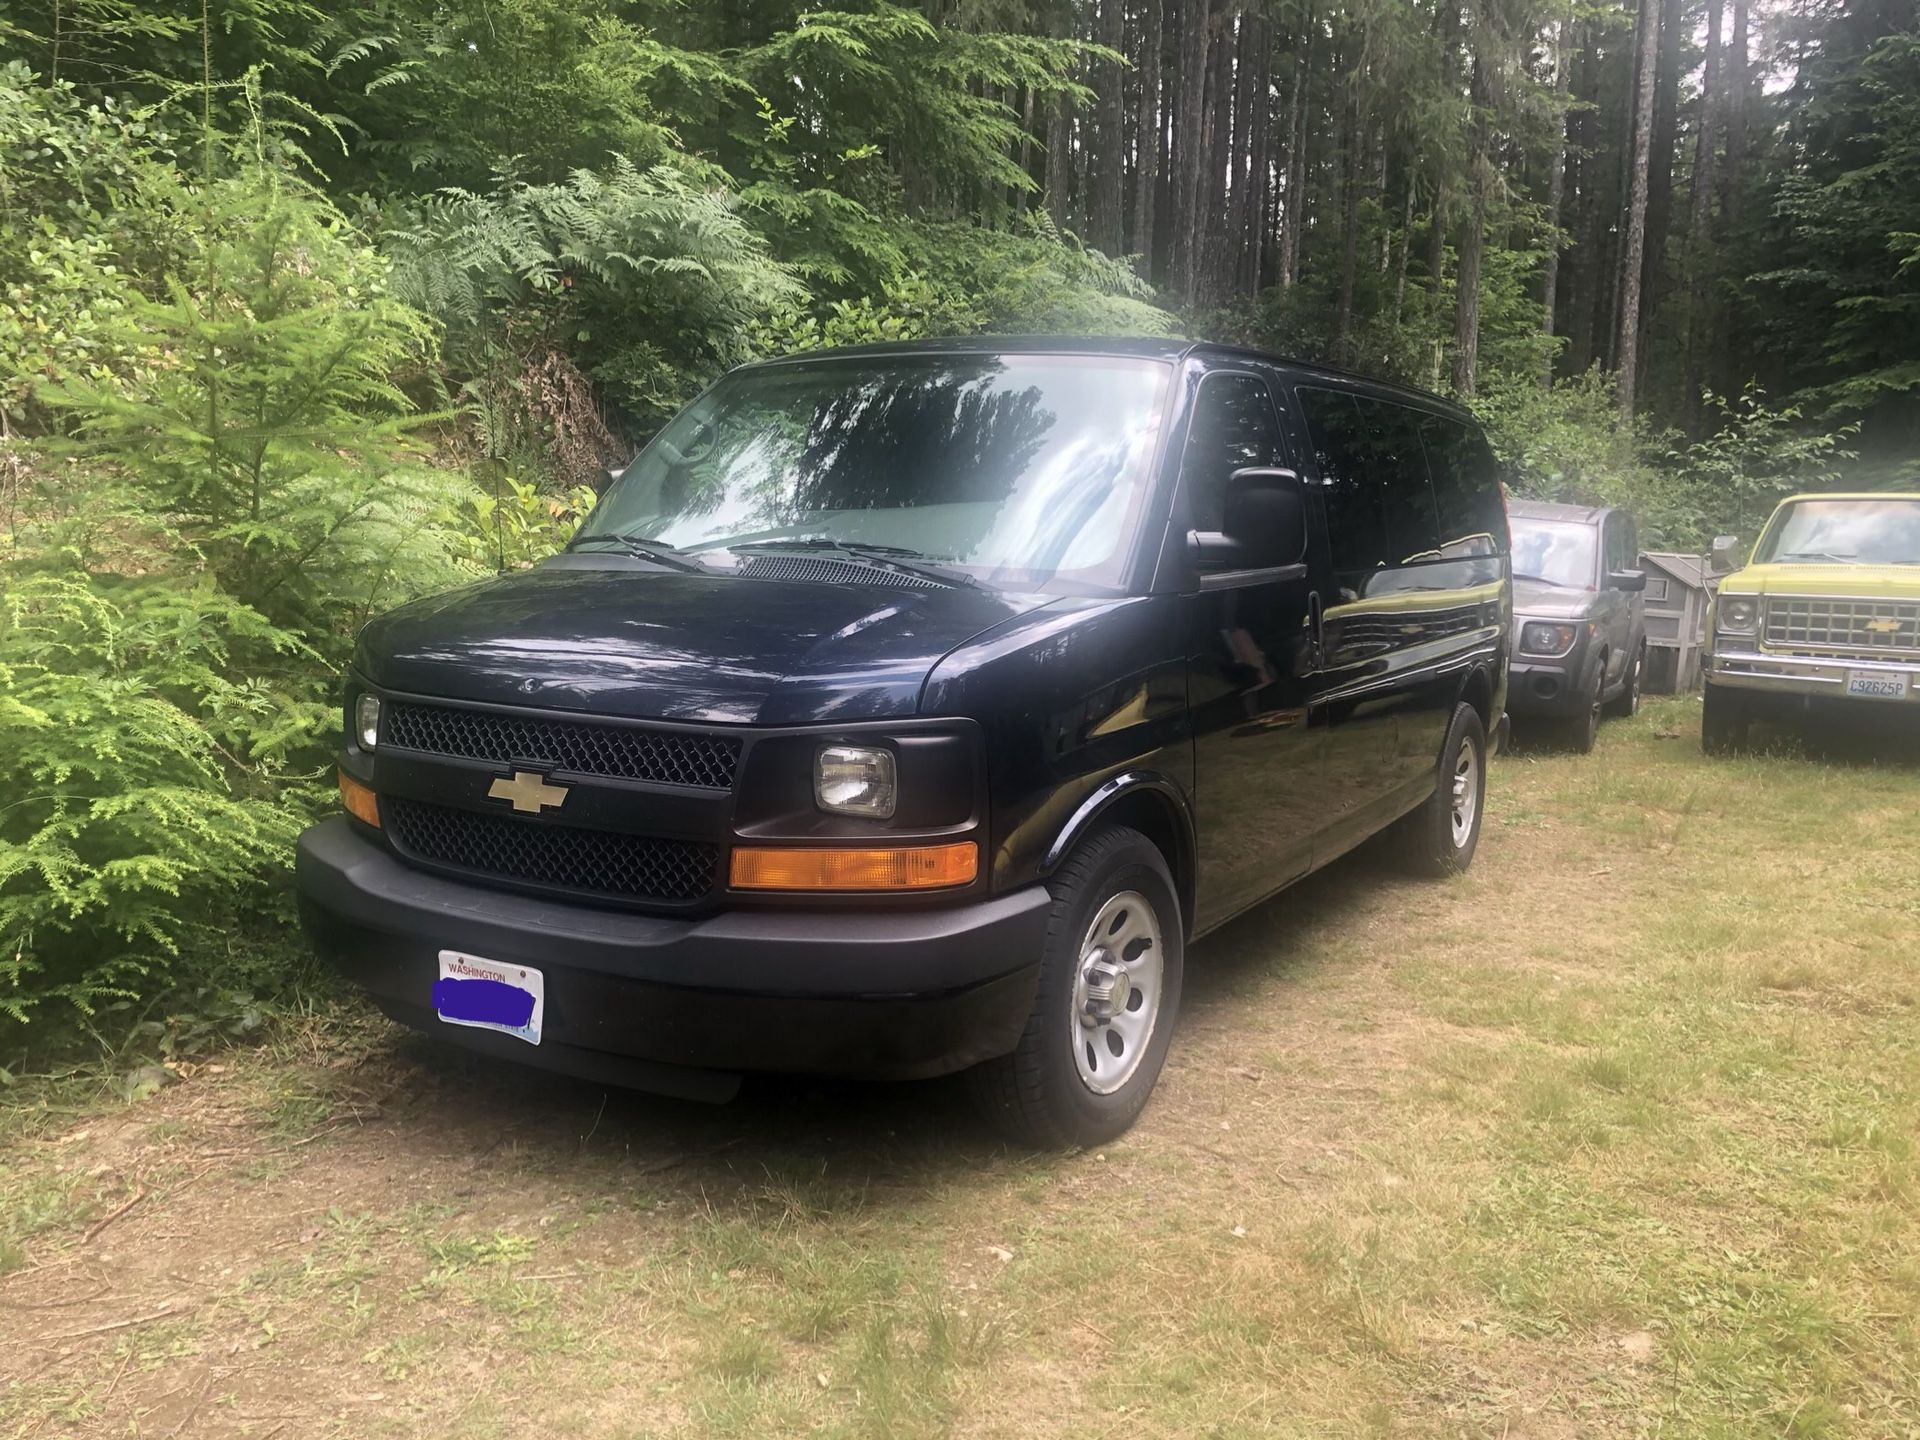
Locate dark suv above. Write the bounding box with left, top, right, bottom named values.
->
left=296, top=339, right=1512, bottom=1147
left=1506, top=500, right=1648, bottom=751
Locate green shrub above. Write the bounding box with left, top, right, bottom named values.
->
left=0, top=572, right=310, bottom=1026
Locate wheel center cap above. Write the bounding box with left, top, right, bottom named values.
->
left=1082, top=956, right=1130, bottom=1024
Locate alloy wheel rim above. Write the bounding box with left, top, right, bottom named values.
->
left=1450, top=736, right=1480, bottom=848
left=1070, top=890, right=1164, bottom=1095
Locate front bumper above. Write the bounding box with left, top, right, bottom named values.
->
left=1507, top=639, right=1596, bottom=717
left=1706, top=648, right=1920, bottom=704
left=296, top=818, right=1049, bottom=1098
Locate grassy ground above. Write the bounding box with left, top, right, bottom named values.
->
left=3, top=695, right=1918, bottom=1439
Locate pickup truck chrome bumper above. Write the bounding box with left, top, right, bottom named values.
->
left=1707, top=648, right=1920, bottom=700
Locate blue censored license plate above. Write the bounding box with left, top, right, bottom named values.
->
left=434, top=951, right=544, bottom=1046
left=1845, top=670, right=1910, bottom=700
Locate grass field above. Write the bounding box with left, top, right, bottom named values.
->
left=4, top=695, right=1919, bottom=1439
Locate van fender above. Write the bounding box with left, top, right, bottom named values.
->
left=1039, top=771, right=1197, bottom=926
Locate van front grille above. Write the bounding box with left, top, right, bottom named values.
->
left=383, top=701, right=739, bottom=791
left=1763, top=596, right=1920, bottom=654
left=383, top=797, right=716, bottom=905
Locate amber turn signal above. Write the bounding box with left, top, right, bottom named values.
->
left=730, top=842, right=977, bottom=892
left=338, top=769, right=381, bottom=828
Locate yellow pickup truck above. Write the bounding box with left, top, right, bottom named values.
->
left=1702, top=492, right=1920, bottom=752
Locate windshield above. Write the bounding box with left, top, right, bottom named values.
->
left=1509, top=518, right=1597, bottom=589
left=577, top=354, right=1173, bottom=592
left=1755, top=498, right=1920, bottom=565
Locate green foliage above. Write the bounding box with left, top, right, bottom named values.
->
left=0, top=572, right=309, bottom=1025
left=1476, top=373, right=1858, bottom=550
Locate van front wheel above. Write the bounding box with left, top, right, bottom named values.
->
left=969, top=825, right=1184, bottom=1149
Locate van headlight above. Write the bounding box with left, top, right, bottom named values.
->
left=815, top=745, right=896, bottom=818
left=1718, top=596, right=1758, bottom=634
left=354, top=693, right=382, bottom=751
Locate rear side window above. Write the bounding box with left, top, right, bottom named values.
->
left=1419, top=415, right=1508, bottom=557
left=1181, top=373, right=1283, bottom=533
left=1355, top=397, right=1445, bottom=562
left=1297, top=388, right=1387, bottom=575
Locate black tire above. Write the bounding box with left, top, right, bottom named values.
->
left=1605, top=643, right=1644, bottom=719
left=1701, top=683, right=1749, bottom=756
left=969, top=825, right=1184, bottom=1149
left=1388, top=703, right=1488, bottom=878
left=1560, top=665, right=1603, bottom=753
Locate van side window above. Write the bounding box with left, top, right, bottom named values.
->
left=1298, top=387, right=1388, bottom=575
left=1181, top=373, right=1282, bottom=534
left=1420, top=415, right=1508, bottom=557
left=1355, top=397, right=1445, bottom=562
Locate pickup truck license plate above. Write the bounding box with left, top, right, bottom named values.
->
left=434, top=951, right=544, bottom=1045
left=1845, top=670, right=1910, bottom=700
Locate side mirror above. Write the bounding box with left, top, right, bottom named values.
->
left=1608, top=569, right=1647, bottom=593
left=1190, top=467, right=1307, bottom=573
left=1709, top=535, right=1741, bottom=574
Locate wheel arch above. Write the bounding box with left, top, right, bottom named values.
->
left=1040, top=773, right=1196, bottom=939
left=1456, top=663, right=1496, bottom=730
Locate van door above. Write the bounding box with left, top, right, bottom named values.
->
left=1295, top=390, right=1508, bottom=854
left=1293, top=387, right=1424, bottom=827
left=1180, top=370, right=1322, bottom=931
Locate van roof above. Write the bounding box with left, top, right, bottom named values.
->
left=740, top=335, right=1478, bottom=423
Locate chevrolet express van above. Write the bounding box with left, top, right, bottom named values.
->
left=297, top=339, right=1512, bottom=1147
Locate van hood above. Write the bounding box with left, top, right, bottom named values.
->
left=352, top=555, right=1056, bottom=725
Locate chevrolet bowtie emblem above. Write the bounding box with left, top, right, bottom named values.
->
left=487, top=770, right=569, bottom=814
left=1865, top=618, right=1901, bottom=634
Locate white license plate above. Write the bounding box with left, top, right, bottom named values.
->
left=1845, top=670, right=1911, bottom=700
left=434, top=951, right=544, bottom=1045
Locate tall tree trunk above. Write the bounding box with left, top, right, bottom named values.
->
left=1616, top=0, right=1660, bottom=421
left=1279, top=7, right=1313, bottom=290
left=1333, top=34, right=1360, bottom=362
left=1240, top=5, right=1272, bottom=296
left=1540, top=20, right=1570, bottom=384
left=1198, top=6, right=1236, bottom=301
left=1452, top=54, right=1491, bottom=398
left=1092, top=0, right=1127, bottom=253
left=1564, top=23, right=1600, bottom=374
left=1391, top=183, right=1414, bottom=329
left=1170, top=0, right=1212, bottom=302
left=1131, top=0, right=1164, bottom=275
left=1045, top=92, right=1072, bottom=225
left=1683, top=0, right=1723, bottom=437
left=1640, top=0, right=1683, bottom=359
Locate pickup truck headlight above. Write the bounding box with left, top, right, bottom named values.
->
left=1519, top=621, right=1578, bottom=657
left=354, top=693, right=382, bottom=751
left=815, top=745, right=896, bottom=819
left=1717, top=596, right=1758, bottom=634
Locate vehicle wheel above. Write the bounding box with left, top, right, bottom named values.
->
left=1561, top=667, right=1603, bottom=754
left=1701, top=684, right=1749, bottom=756
left=1388, top=703, right=1487, bottom=878
left=969, top=825, right=1184, bottom=1149
left=1605, top=643, right=1644, bottom=719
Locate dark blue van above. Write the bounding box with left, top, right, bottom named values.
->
left=297, top=339, right=1511, bottom=1146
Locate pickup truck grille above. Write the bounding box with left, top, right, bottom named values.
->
left=1763, top=596, right=1920, bottom=654
left=383, top=700, right=739, bottom=791
left=384, top=796, right=717, bottom=905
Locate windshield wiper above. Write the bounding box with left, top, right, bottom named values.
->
left=1776, top=549, right=1857, bottom=564
left=725, top=538, right=980, bottom=589
left=1511, top=571, right=1576, bottom=588
left=570, top=533, right=709, bottom=575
